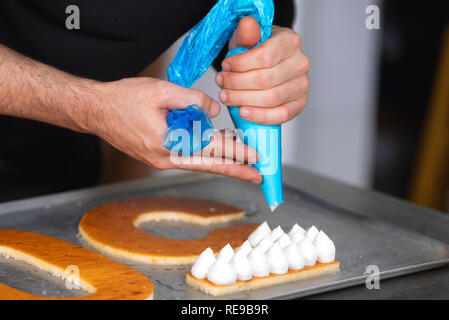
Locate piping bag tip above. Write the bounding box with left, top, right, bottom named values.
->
left=269, top=204, right=280, bottom=212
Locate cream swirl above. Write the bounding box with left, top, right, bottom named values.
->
left=269, top=226, right=285, bottom=242
left=248, top=246, right=270, bottom=277
left=231, top=250, right=253, bottom=281
left=299, top=238, right=318, bottom=266
left=288, top=223, right=306, bottom=237
left=248, top=221, right=271, bottom=247
left=206, top=256, right=237, bottom=285
left=255, top=236, right=274, bottom=253
left=290, top=228, right=305, bottom=244
left=305, top=225, right=319, bottom=242
left=275, top=233, right=292, bottom=249
left=284, top=243, right=305, bottom=270
left=190, top=247, right=216, bottom=279
left=266, top=243, right=289, bottom=274
left=314, top=231, right=336, bottom=263
left=235, top=240, right=252, bottom=256
left=216, top=243, right=234, bottom=262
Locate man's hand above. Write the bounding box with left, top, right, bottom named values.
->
left=0, top=45, right=261, bottom=184
left=215, top=17, right=310, bottom=125
left=90, top=78, right=262, bottom=183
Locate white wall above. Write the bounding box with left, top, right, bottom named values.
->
left=283, top=0, right=380, bottom=187
left=154, top=0, right=381, bottom=187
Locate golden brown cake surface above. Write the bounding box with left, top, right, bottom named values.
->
left=0, top=229, right=154, bottom=300
left=79, top=196, right=257, bottom=264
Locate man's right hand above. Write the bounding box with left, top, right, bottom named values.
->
left=87, top=77, right=262, bottom=184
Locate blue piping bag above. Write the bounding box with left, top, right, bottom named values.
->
left=226, top=47, right=283, bottom=211
left=166, top=0, right=283, bottom=211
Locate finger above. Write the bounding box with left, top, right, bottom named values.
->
left=159, top=81, right=220, bottom=118
left=201, top=130, right=258, bottom=164
left=219, top=76, right=309, bottom=108
left=176, top=160, right=263, bottom=184
left=216, top=52, right=309, bottom=90
left=217, top=128, right=239, bottom=140
left=228, top=16, right=261, bottom=51
left=223, top=27, right=301, bottom=72
left=238, top=96, right=308, bottom=125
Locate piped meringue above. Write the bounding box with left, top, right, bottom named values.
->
left=299, top=239, right=318, bottom=266
left=269, top=226, right=285, bottom=242
left=266, top=243, right=289, bottom=274
left=288, top=223, right=306, bottom=237
left=290, top=228, right=305, bottom=244
left=235, top=240, right=252, bottom=256
left=284, top=243, right=305, bottom=270
left=305, top=225, right=319, bottom=242
left=193, top=222, right=336, bottom=285
left=191, top=247, right=216, bottom=279
left=275, top=233, right=292, bottom=249
left=255, top=236, right=274, bottom=253
left=314, top=231, right=336, bottom=263
left=206, top=257, right=237, bottom=285
left=248, top=221, right=271, bottom=247
left=216, top=243, right=234, bottom=262
left=248, top=247, right=270, bottom=277
left=232, top=250, right=253, bottom=281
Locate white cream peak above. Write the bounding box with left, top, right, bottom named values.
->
left=255, top=236, right=274, bottom=253
left=206, top=257, right=237, bottom=285
left=275, top=233, right=292, bottom=249
left=299, top=238, right=318, bottom=266
left=216, top=243, right=235, bottom=262
left=235, top=240, right=252, bottom=256
left=248, top=246, right=270, bottom=277
left=284, top=243, right=305, bottom=270
left=248, top=221, right=271, bottom=247
left=305, top=225, right=320, bottom=242
left=314, top=231, right=336, bottom=263
left=266, top=243, right=289, bottom=274
left=269, top=226, right=285, bottom=242
left=191, top=247, right=216, bottom=279
left=232, top=250, right=253, bottom=281
left=290, top=228, right=305, bottom=244
left=288, top=223, right=306, bottom=237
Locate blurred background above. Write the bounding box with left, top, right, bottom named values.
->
left=101, top=0, right=449, bottom=213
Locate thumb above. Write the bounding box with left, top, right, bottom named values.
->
left=160, top=81, right=220, bottom=118
left=229, top=16, right=261, bottom=51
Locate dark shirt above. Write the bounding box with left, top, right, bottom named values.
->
left=0, top=0, right=294, bottom=202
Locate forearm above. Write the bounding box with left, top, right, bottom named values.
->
left=0, top=44, right=103, bottom=133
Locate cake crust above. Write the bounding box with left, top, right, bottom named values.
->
left=0, top=229, right=154, bottom=300
left=79, top=196, right=256, bottom=264
left=186, top=260, right=340, bottom=296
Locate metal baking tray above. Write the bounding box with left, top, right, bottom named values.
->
left=0, top=172, right=448, bottom=299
